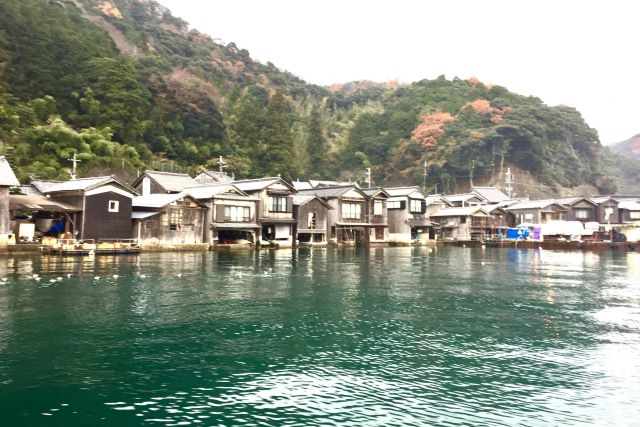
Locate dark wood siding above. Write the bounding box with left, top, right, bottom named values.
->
left=82, top=192, right=132, bottom=240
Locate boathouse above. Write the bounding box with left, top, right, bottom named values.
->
left=555, top=197, right=599, bottom=223
left=233, top=177, right=297, bottom=247
left=384, top=186, right=431, bottom=244
left=431, top=206, right=494, bottom=241
left=44, top=176, right=137, bottom=241
left=132, top=193, right=206, bottom=245
left=0, top=156, right=20, bottom=244
left=292, top=195, right=332, bottom=245
left=362, top=188, right=390, bottom=244
left=505, top=200, right=568, bottom=225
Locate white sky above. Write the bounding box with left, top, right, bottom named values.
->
left=159, top=0, right=639, bottom=145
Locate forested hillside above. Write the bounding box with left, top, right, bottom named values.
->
left=0, top=0, right=637, bottom=195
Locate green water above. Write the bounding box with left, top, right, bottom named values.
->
left=0, top=247, right=639, bottom=426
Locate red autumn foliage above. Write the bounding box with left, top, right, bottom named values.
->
left=410, top=111, right=455, bottom=149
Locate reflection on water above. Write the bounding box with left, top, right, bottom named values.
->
left=0, top=247, right=639, bottom=426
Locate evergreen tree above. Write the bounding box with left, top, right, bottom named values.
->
left=306, top=106, right=329, bottom=179
left=260, top=91, right=300, bottom=181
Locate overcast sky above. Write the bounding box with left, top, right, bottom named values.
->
left=159, top=0, right=638, bottom=145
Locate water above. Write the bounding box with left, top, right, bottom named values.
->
left=0, top=247, right=639, bottom=426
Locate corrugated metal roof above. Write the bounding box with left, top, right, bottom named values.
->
left=132, top=193, right=187, bottom=208
left=9, top=195, right=78, bottom=212
left=0, top=156, right=20, bottom=186
left=472, top=186, right=510, bottom=203
left=131, top=211, right=162, bottom=220
left=141, top=171, right=200, bottom=193
left=45, top=176, right=114, bottom=192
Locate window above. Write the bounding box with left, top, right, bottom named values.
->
left=342, top=203, right=361, bottom=219
left=108, top=200, right=119, bottom=212
left=630, top=211, right=640, bottom=220
left=225, top=206, right=250, bottom=222
left=574, top=208, right=590, bottom=219
left=373, top=201, right=383, bottom=215
left=307, top=212, right=316, bottom=229
left=387, top=200, right=405, bottom=209
left=410, top=199, right=423, bottom=213
left=269, top=196, right=287, bottom=212
left=145, top=221, right=154, bottom=229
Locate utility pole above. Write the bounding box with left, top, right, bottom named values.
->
left=469, top=159, right=476, bottom=189
left=217, top=155, right=227, bottom=174
left=365, top=167, right=372, bottom=189
left=67, top=152, right=81, bottom=179
left=422, top=161, right=428, bottom=191
left=505, top=167, right=514, bottom=198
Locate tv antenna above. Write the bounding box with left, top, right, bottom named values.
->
left=505, top=167, right=515, bottom=198
left=217, top=155, right=227, bottom=173
left=67, top=152, right=81, bottom=179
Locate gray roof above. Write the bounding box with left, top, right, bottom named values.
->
left=132, top=193, right=192, bottom=208
left=445, top=193, right=480, bottom=203
left=136, top=171, right=200, bottom=193
left=362, top=188, right=390, bottom=198
left=292, top=181, right=314, bottom=190
left=45, top=176, right=114, bottom=193
left=384, top=186, right=426, bottom=198
left=185, top=184, right=254, bottom=200
left=618, top=200, right=640, bottom=210
left=196, top=170, right=234, bottom=184
left=292, top=195, right=332, bottom=209
left=553, top=196, right=597, bottom=207
left=506, top=200, right=567, bottom=211
left=29, top=180, right=63, bottom=195
left=472, top=187, right=510, bottom=203
left=298, top=185, right=364, bottom=199
left=9, top=195, right=79, bottom=212
left=0, top=156, right=19, bottom=186
left=233, top=177, right=295, bottom=192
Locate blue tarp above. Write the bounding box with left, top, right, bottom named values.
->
left=506, top=228, right=529, bottom=240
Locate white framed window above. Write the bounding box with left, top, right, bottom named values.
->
left=108, top=200, right=119, bottom=212
left=574, top=208, right=590, bottom=219
left=224, top=206, right=250, bottom=222
left=269, top=196, right=287, bottom=212
left=342, top=203, right=361, bottom=219
left=410, top=199, right=423, bottom=213
left=630, top=211, right=640, bottom=219
left=373, top=201, right=383, bottom=215
left=387, top=200, right=404, bottom=209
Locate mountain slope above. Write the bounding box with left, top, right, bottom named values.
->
left=0, top=0, right=637, bottom=194
left=610, top=134, right=640, bottom=161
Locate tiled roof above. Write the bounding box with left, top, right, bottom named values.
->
left=30, top=180, right=63, bottom=195
left=196, top=171, right=233, bottom=184
left=44, top=176, right=114, bottom=192
left=298, top=185, right=361, bottom=198
left=233, top=177, right=286, bottom=192
left=292, top=195, right=332, bottom=209
left=430, top=206, right=490, bottom=217
left=506, top=200, right=566, bottom=210
left=141, top=171, right=200, bottom=193
left=384, top=186, right=426, bottom=198
left=0, top=156, right=19, bottom=186
left=185, top=184, right=253, bottom=200
left=472, top=186, right=510, bottom=203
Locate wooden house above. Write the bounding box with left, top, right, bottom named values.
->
left=590, top=196, right=621, bottom=225
left=505, top=200, right=568, bottom=225
left=384, top=186, right=432, bottom=243
left=186, top=183, right=260, bottom=245
left=471, top=186, right=511, bottom=204
left=444, top=193, right=484, bottom=207
left=193, top=170, right=234, bottom=185
left=231, top=177, right=298, bottom=246
left=362, top=188, right=390, bottom=244
left=131, top=170, right=200, bottom=195
left=298, top=185, right=376, bottom=245
left=292, top=195, right=332, bottom=245
left=43, top=176, right=137, bottom=241
left=480, top=204, right=512, bottom=236
left=132, top=193, right=206, bottom=245
left=618, top=200, right=640, bottom=224
left=430, top=206, right=494, bottom=241
left=0, top=156, right=20, bottom=243
left=554, top=197, right=599, bottom=223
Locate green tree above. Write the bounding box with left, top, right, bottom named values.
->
left=260, top=91, right=300, bottom=181
left=306, top=106, right=329, bottom=179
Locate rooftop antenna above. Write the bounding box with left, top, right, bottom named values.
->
left=365, top=168, right=372, bottom=188
left=217, top=155, right=227, bottom=174
left=505, top=167, right=514, bottom=198
left=67, top=152, right=81, bottom=179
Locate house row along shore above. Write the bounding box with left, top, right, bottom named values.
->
left=0, top=157, right=639, bottom=254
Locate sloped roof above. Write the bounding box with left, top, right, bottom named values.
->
left=9, top=195, right=79, bottom=212
left=554, top=196, right=597, bottom=207
left=132, top=193, right=193, bottom=208
left=45, top=176, right=114, bottom=193
left=0, top=156, right=20, bottom=186
left=292, top=195, right=332, bottom=209
left=133, top=170, right=200, bottom=193
left=185, top=184, right=254, bottom=200
left=384, top=186, right=426, bottom=198
left=362, top=187, right=390, bottom=198
left=310, top=179, right=357, bottom=188
left=425, top=195, right=449, bottom=205
left=298, top=185, right=365, bottom=199
left=233, top=177, right=296, bottom=192
left=445, top=193, right=481, bottom=203
left=196, top=170, right=233, bottom=184
left=472, top=186, right=510, bottom=203
left=29, top=180, right=62, bottom=195
left=431, top=206, right=491, bottom=217
left=618, top=200, right=640, bottom=210
left=506, top=199, right=567, bottom=211
left=292, top=180, right=314, bottom=190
